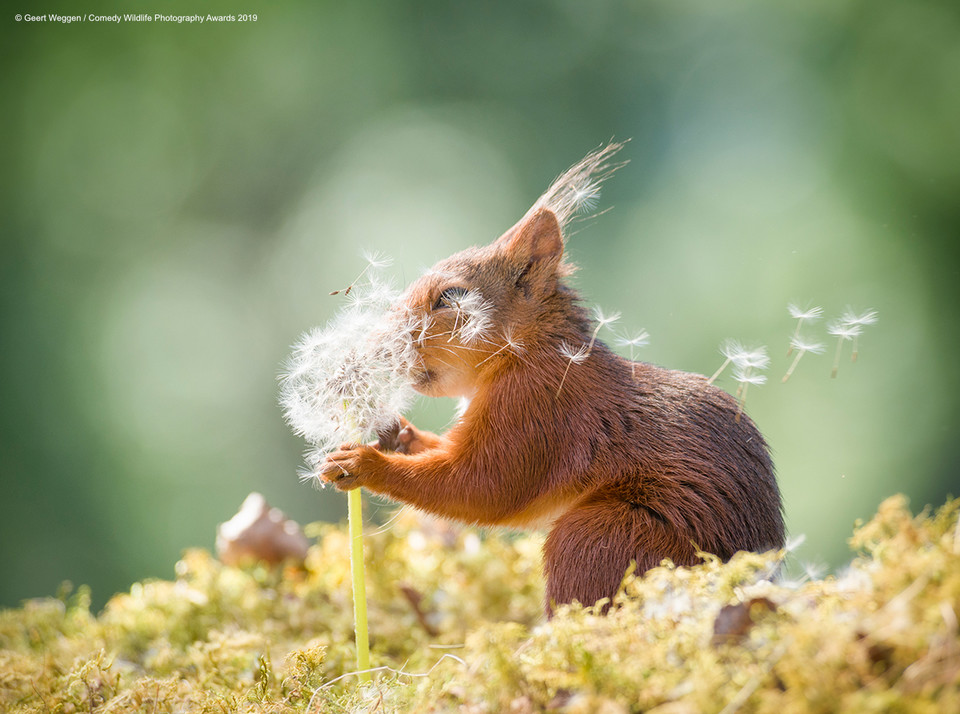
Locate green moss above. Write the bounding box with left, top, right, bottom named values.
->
left=1, top=496, right=958, bottom=712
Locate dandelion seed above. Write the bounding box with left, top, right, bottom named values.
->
left=784, top=533, right=807, bottom=554
left=802, top=561, right=827, bottom=582
left=840, top=308, right=878, bottom=362
left=525, top=142, right=629, bottom=232
left=827, top=320, right=862, bottom=378
left=570, top=183, right=601, bottom=214
left=787, top=303, right=823, bottom=356
left=782, top=336, right=825, bottom=383
left=617, top=329, right=650, bottom=379
left=593, top=306, right=621, bottom=327
left=588, top=306, right=620, bottom=352
left=841, top=308, right=878, bottom=326
left=452, top=292, right=494, bottom=345
left=734, top=346, right=770, bottom=371
left=559, top=340, right=590, bottom=363
left=788, top=303, right=824, bottom=322
left=477, top=326, right=526, bottom=366
left=556, top=341, right=589, bottom=398
left=617, top=330, right=651, bottom=350
left=330, top=251, right=394, bottom=296
left=717, top=345, right=769, bottom=420
left=708, top=339, right=747, bottom=385
left=502, top=326, right=526, bottom=355
left=733, top=364, right=768, bottom=423
left=556, top=309, right=619, bottom=398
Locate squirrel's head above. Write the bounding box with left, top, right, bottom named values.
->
left=392, top=142, right=627, bottom=399
left=395, top=208, right=566, bottom=398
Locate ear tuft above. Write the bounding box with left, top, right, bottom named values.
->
left=497, top=208, right=563, bottom=263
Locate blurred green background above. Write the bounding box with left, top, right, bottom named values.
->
left=2, top=0, right=958, bottom=610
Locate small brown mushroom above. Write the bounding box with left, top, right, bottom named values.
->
left=216, top=492, right=309, bottom=566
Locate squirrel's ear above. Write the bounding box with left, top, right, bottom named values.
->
left=495, top=208, right=563, bottom=265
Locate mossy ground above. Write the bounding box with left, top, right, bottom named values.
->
left=2, top=495, right=958, bottom=713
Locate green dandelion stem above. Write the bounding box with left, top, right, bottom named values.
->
left=342, top=403, right=371, bottom=684
left=348, top=487, right=371, bottom=684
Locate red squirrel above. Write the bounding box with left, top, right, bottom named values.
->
left=320, top=144, right=785, bottom=614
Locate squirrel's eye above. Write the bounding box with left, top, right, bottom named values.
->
left=433, top=286, right=468, bottom=311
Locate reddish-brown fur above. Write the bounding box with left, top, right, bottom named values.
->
left=321, top=207, right=784, bottom=615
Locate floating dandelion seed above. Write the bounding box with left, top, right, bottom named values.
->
left=593, top=306, right=622, bottom=329
left=530, top=141, right=629, bottom=231
left=330, top=251, right=394, bottom=296
left=787, top=303, right=823, bottom=356
left=569, top=183, right=601, bottom=214
left=827, top=320, right=862, bottom=378
left=617, top=329, right=651, bottom=378
left=617, top=330, right=650, bottom=351
left=731, top=345, right=769, bottom=399
left=840, top=308, right=878, bottom=362
left=707, top=339, right=746, bottom=385
left=706, top=344, right=771, bottom=422
left=782, top=336, right=825, bottom=382
left=841, top=308, right=878, bottom=327
left=788, top=303, right=825, bottom=321
left=732, top=359, right=768, bottom=423
left=735, top=346, right=770, bottom=371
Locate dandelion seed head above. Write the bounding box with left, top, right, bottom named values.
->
left=789, top=335, right=826, bottom=354
left=559, top=341, right=589, bottom=364
left=279, top=282, right=416, bottom=460
left=787, top=303, right=824, bottom=322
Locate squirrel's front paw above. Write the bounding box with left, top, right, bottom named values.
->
left=319, top=444, right=383, bottom=491
left=376, top=417, right=439, bottom=455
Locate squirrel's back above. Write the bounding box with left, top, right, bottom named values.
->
left=468, top=300, right=783, bottom=556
